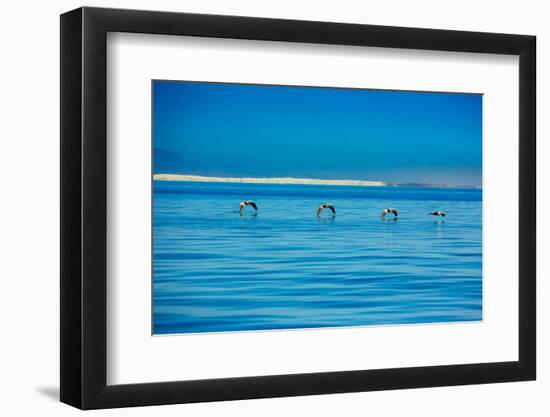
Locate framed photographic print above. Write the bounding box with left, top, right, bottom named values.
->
left=60, top=7, right=536, bottom=409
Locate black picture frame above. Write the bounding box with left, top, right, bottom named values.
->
left=60, top=6, right=536, bottom=410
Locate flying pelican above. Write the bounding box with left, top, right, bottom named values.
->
left=239, top=200, right=258, bottom=214
left=317, top=203, right=336, bottom=217
left=429, top=210, right=446, bottom=217
left=381, top=208, right=398, bottom=218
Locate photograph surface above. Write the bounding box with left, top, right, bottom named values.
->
left=152, top=80, right=482, bottom=335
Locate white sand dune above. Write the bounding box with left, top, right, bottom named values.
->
left=153, top=174, right=386, bottom=187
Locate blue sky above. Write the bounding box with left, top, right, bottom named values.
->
left=153, top=81, right=482, bottom=186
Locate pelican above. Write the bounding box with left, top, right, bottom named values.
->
left=381, top=208, right=398, bottom=217
left=317, top=203, right=336, bottom=217
left=429, top=210, right=446, bottom=217
left=239, top=200, right=258, bottom=213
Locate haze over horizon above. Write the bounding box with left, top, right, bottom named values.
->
left=153, top=81, right=482, bottom=187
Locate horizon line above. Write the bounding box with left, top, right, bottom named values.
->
left=153, top=174, right=481, bottom=189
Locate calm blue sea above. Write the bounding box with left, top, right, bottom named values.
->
left=153, top=181, right=482, bottom=335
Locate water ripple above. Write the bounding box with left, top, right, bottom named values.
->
left=153, top=183, right=482, bottom=334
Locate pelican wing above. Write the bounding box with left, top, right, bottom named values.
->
left=326, top=205, right=335, bottom=214
left=248, top=201, right=258, bottom=210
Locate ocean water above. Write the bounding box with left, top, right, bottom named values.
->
left=153, top=181, right=482, bottom=335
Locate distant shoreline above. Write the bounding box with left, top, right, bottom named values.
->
left=153, top=174, right=481, bottom=189
left=153, top=174, right=386, bottom=187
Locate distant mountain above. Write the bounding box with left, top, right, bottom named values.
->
left=153, top=148, right=204, bottom=174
